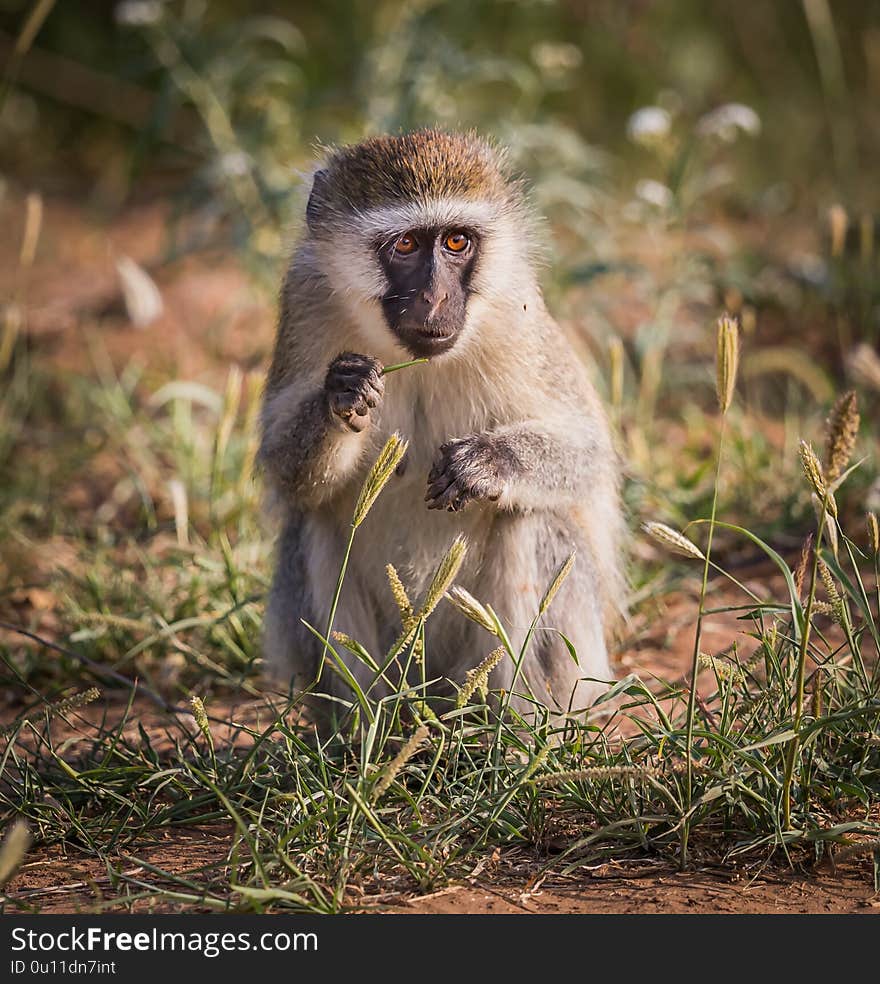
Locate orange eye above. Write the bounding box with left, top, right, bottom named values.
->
left=394, top=233, right=418, bottom=255
left=444, top=231, right=469, bottom=253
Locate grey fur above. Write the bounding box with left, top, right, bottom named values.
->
left=259, top=132, right=625, bottom=728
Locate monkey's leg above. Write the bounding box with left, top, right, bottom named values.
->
left=469, top=513, right=612, bottom=716
left=263, top=513, right=387, bottom=731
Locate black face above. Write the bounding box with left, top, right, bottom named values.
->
left=377, top=227, right=478, bottom=357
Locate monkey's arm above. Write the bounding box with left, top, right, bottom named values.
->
left=260, top=353, right=384, bottom=508
left=426, top=418, right=609, bottom=513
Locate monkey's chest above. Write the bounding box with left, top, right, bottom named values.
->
left=334, top=463, right=486, bottom=612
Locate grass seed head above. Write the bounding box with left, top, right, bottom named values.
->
left=0, top=687, right=102, bottom=737
left=810, top=601, right=834, bottom=617
left=421, top=534, right=467, bottom=617
left=446, top=585, right=498, bottom=635
left=817, top=557, right=846, bottom=625
left=374, top=725, right=430, bottom=799
left=50, top=686, right=101, bottom=718
left=642, top=521, right=705, bottom=561
left=190, top=696, right=214, bottom=755
left=539, top=551, right=576, bottom=614
left=330, top=631, right=376, bottom=668
left=699, top=653, right=743, bottom=682
left=825, top=390, right=859, bottom=483
left=793, top=532, right=813, bottom=601
left=538, top=764, right=665, bottom=786
left=867, top=512, right=879, bottom=555
left=846, top=343, right=880, bottom=391
left=799, top=441, right=837, bottom=519
left=386, top=564, right=414, bottom=625
left=521, top=745, right=551, bottom=782
left=352, top=433, right=408, bottom=528
left=716, top=314, right=740, bottom=414
left=456, top=647, right=504, bottom=707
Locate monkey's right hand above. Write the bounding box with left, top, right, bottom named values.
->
left=324, top=352, right=385, bottom=433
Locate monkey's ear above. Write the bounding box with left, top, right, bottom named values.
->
left=306, top=169, right=329, bottom=232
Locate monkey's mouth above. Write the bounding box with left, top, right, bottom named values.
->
left=394, top=321, right=461, bottom=358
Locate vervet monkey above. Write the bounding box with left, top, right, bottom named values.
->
left=259, top=130, right=625, bottom=724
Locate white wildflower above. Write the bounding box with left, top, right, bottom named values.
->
left=626, top=107, right=672, bottom=145
left=115, top=1, right=163, bottom=25
left=635, top=179, right=673, bottom=209
left=697, top=103, right=761, bottom=142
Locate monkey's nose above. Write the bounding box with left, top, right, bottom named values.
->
left=423, top=291, right=448, bottom=322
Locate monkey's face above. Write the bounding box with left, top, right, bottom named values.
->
left=376, top=227, right=478, bottom=358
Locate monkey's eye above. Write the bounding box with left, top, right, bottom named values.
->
left=444, top=231, right=470, bottom=254
left=393, top=233, right=418, bottom=256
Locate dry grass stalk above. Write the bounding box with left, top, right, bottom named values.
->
left=608, top=336, right=624, bottom=410
left=716, top=314, right=740, bottom=414
left=825, top=390, right=859, bottom=483
left=867, top=513, right=879, bottom=555
left=810, top=672, right=823, bottom=719
left=642, top=522, right=705, bottom=561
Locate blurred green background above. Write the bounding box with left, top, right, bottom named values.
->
left=3, top=1, right=879, bottom=231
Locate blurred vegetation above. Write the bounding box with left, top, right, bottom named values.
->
left=2, top=1, right=879, bottom=229
left=3, top=0, right=880, bottom=197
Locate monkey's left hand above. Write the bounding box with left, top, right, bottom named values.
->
left=425, top=436, right=515, bottom=511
